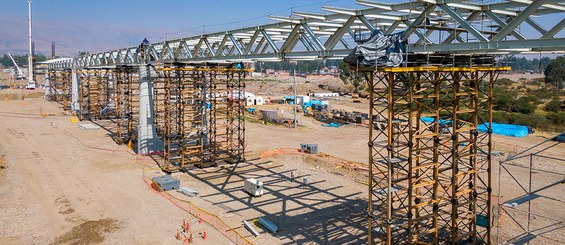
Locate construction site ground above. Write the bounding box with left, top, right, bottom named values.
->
left=0, top=83, right=563, bottom=244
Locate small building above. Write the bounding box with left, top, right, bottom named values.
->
left=246, top=96, right=265, bottom=106
left=308, top=92, right=339, bottom=98
left=295, top=95, right=310, bottom=105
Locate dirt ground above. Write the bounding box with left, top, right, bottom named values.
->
left=0, top=98, right=228, bottom=244
left=0, top=80, right=563, bottom=244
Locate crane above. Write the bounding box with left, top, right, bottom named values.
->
left=8, top=53, right=26, bottom=80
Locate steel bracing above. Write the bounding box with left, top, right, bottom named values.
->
left=48, top=0, right=564, bottom=70
left=77, top=69, right=115, bottom=121
left=47, top=70, right=72, bottom=108
left=152, top=65, right=247, bottom=172
left=364, top=65, right=507, bottom=244
left=114, top=66, right=139, bottom=145
left=41, top=0, right=565, bottom=244
left=496, top=135, right=565, bottom=244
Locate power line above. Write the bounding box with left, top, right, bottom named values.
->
left=146, top=0, right=340, bottom=41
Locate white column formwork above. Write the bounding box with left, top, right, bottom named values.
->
left=71, top=69, right=80, bottom=113
left=137, top=65, right=164, bottom=155
left=44, top=73, right=51, bottom=99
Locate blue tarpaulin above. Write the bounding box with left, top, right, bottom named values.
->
left=478, top=122, right=529, bottom=138
left=322, top=122, right=341, bottom=128
left=420, top=117, right=453, bottom=126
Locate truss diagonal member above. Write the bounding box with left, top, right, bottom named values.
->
left=484, top=11, right=526, bottom=40
left=439, top=4, right=488, bottom=43
left=384, top=20, right=401, bottom=35
left=491, top=0, right=549, bottom=42
left=302, top=23, right=326, bottom=51
left=253, top=37, right=266, bottom=55
left=542, top=18, right=565, bottom=39
left=280, top=24, right=302, bottom=53
left=214, top=35, right=229, bottom=57
left=403, top=20, right=433, bottom=44
left=181, top=41, right=193, bottom=59
left=339, top=38, right=351, bottom=49
left=202, top=37, right=216, bottom=57
left=404, top=4, right=436, bottom=41
left=158, top=43, right=172, bottom=60
left=243, top=29, right=261, bottom=55
left=299, top=35, right=315, bottom=51
left=358, top=15, right=377, bottom=32
left=525, top=17, right=548, bottom=35
left=260, top=29, right=280, bottom=53
left=228, top=33, right=244, bottom=55
left=192, top=38, right=204, bottom=58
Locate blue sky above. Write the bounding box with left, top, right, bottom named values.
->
left=3, top=0, right=358, bottom=40
left=1, top=0, right=563, bottom=56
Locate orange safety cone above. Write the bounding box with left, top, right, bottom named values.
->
left=199, top=214, right=203, bottom=224
left=184, top=234, right=189, bottom=245
left=176, top=229, right=181, bottom=240
left=189, top=231, right=193, bottom=242
left=182, top=219, right=187, bottom=231
left=203, top=231, right=207, bottom=240
left=186, top=222, right=191, bottom=232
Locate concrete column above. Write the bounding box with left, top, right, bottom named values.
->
left=137, top=65, right=164, bottom=154
left=71, top=69, right=80, bottom=113
left=44, top=73, right=51, bottom=99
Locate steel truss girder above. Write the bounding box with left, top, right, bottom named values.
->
left=48, top=0, right=565, bottom=70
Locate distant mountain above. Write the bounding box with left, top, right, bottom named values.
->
left=0, top=16, right=171, bottom=57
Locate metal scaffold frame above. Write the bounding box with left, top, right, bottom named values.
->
left=495, top=135, right=565, bottom=244
left=154, top=66, right=206, bottom=171
left=114, top=66, right=139, bottom=145
left=77, top=69, right=115, bottom=121
left=208, top=68, right=246, bottom=166
left=364, top=65, right=508, bottom=244
left=153, top=65, right=247, bottom=172
left=47, top=69, right=72, bottom=109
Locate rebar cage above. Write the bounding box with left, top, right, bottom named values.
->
left=364, top=66, right=509, bottom=244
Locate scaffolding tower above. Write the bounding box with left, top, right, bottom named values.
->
left=114, top=66, right=139, bottom=145
left=47, top=69, right=72, bottom=109
left=153, top=64, right=247, bottom=172
left=364, top=64, right=509, bottom=244
left=154, top=65, right=206, bottom=172
left=77, top=69, right=115, bottom=120
left=208, top=68, right=246, bottom=166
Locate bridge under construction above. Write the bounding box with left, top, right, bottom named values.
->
left=43, top=0, right=565, bottom=244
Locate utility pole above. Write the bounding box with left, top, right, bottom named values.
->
left=293, top=69, right=297, bottom=128
left=27, top=0, right=35, bottom=89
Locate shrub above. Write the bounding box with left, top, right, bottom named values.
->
left=514, top=97, right=536, bottom=114
left=544, top=99, right=563, bottom=112
left=496, top=78, right=514, bottom=86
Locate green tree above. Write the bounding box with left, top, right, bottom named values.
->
left=544, top=56, right=565, bottom=90
left=338, top=61, right=363, bottom=93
